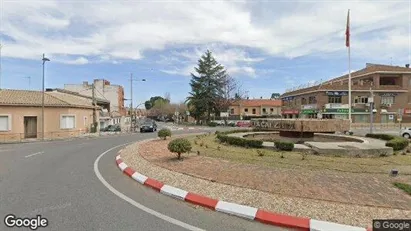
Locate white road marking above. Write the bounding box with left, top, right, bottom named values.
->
left=25, top=151, right=45, bottom=158
left=94, top=143, right=205, bottom=231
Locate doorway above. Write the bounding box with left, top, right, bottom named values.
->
left=24, top=116, right=37, bottom=138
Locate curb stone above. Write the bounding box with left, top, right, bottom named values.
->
left=115, top=142, right=371, bottom=231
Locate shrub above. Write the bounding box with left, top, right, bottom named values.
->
left=366, top=133, right=409, bottom=151
left=158, top=128, right=172, bottom=140
left=393, top=182, right=411, bottom=196
left=216, top=134, right=263, bottom=148
left=365, top=133, right=396, bottom=141
left=274, top=141, right=294, bottom=151
left=215, top=131, right=221, bottom=135
left=168, top=138, right=192, bottom=159
left=256, top=149, right=265, bottom=156
left=386, top=137, right=409, bottom=151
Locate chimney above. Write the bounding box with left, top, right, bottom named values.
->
left=406, top=64, right=410, bottom=68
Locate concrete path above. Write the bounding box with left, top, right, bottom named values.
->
left=0, top=127, right=286, bottom=231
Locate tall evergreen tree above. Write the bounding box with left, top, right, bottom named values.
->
left=186, top=50, right=227, bottom=123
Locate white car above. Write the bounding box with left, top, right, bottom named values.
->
left=401, top=127, right=411, bottom=139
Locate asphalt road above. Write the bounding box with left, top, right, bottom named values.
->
left=0, top=127, right=289, bottom=231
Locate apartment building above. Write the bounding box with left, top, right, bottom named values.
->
left=64, top=79, right=126, bottom=116
left=280, top=63, right=411, bottom=123
left=228, top=98, right=282, bottom=119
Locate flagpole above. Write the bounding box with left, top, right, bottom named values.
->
left=347, top=9, right=352, bottom=132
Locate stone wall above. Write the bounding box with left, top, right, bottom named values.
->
left=251, top=118, right=350, bottom=133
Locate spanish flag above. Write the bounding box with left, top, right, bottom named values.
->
left=346, top=9, right=350, bottom=47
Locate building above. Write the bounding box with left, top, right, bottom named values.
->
left=64, top=79, right=126, bottom=116
left=0, top=89, right=100, bottom=141
left=280, top=63, right=411, bottom=123
left=228, top=98, right=282, bottom=120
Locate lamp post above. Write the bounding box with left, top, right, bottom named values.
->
left=369, top=87, right=374, bottom=134
left=129, top=74, right=146, bottom=132
left=42, top=54, right=50, bottom=140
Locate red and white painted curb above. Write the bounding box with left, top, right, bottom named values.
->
left=115, top=153, right=371, bottom=231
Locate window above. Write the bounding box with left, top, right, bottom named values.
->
left=270, top=108, right=274, bottom=112
left=252, top=108, right=256, bottom=114
left=354, top=96, right=368, bottom=104
left=328, top=96, right=342, bottom=103
left=60, top=115, right=76, bottom=129
left=308, top=96, right=317, bottom=104
left=301, top=98, right=307, bottom=105
left=230, top=108, right=234, bottom=114
left=0, top=115, right=11, bottom=131
left=381, top=96, right=395, bottom=105
left=262, top=108, right=266, bottom=113
left=380, top=77, right=397, bottom=85
left=244, top=108, right=248, bottom=113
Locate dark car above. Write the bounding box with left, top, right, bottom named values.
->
left=103, top=124, right=121, bottom=132
left=140, top=121, right=157, bottom=132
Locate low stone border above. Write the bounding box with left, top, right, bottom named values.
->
left=115, top=150, right=370, bottom=231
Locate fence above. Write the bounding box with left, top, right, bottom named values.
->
left=0, top=129, right=89, bottom=143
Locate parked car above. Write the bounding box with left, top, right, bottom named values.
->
left=140, top=121, right=157, bottom=133
left=103, top=124, right=121, bottom=132
left=401, top=127, right=411, bottom=139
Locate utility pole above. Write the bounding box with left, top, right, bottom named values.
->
left=0, top=43, right=2, bottom=90
left=369, top=87, right=374, bottom=134
left=41, top=54, right=50, bottom=140
left=92, top=83, right=97, bottom=133
left=24, top=76, right=31, bottom=90
left=130, top=73, right=136, bottom=132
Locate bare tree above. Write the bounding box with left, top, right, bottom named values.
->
left=214, top=75, right=245, bottom=124
left=164, top=92, right=171, bottom=102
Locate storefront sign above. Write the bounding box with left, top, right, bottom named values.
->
left=282, top=96, right=295, bottom=101
left=326, top=91, right=348, bottom=96
left=281, top=110, right=299, bottom=114
left=323, top=108, right=367, bottom=114
left=301, top=104, right=317, bottom=109
left=301, top=109, right=317, bottom=114
left=379, top=93, right=398, bottom=97
left=404, top=108, right=411, bottom=114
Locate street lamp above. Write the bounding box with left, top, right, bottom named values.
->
left=42, top=54, right=50, bottom=140
left=129, top=74, right=146, bottom=132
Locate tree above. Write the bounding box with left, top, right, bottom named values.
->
left=186, top=50, right=228, bottom=123
left=215, top=75, right=244, bottom=114
left=271, top=93, right=280, bottom=99
left=158, top=128, right=172, bottom=140
left=144, top=100, right=153, bottom=110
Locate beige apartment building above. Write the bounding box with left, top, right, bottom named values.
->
left=280, top=63, right=411, bottom=123
left=228, top=99, right=282, bottom=119
left=0, top=89, right=99, bottom=141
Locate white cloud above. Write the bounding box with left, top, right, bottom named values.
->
left=0, top=0, right=409, bottom=65
left=63, top=57, right=89, bottom=65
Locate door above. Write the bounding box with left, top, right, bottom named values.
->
left=24, top=116, right=37, bottom=138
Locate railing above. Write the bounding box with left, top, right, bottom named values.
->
left=0, top=129, right=89, bottom=143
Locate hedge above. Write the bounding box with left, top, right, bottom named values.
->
left=207, top=121, right=218, bottom=127
left=365, top=133, right=409, bottom=151
left=216, top=134, right=263, bottom=148
left=274, top=141, right=294, bottom=151
left=216, top=129, right=255, bottom=135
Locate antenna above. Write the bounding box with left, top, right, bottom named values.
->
left=23, top=76, right=31, bottom=90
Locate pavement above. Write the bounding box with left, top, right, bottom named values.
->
left=0, top=125, right=287, bottom=231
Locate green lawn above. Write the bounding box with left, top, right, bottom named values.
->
left=186, top=134, right=411, bottom=175
left=393, top=182, right=411, bottom=195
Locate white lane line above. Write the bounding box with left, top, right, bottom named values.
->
left=94, top=143, right=205, bottom=231
left=25, top=151, right=45, bottom=158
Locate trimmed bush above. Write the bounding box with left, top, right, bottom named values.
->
left=168, top=138, right=192, bottom=159
left=274, top=141, right=294, bottom=151
left=365, top=133, right=396, bottom=141
left=386, top=137, right=409, bottom=151
left=216, top=134, right=263, bottom=148
left=158, top=128, right=172, bottom=140
left=366, top=133, right=409, bottom=151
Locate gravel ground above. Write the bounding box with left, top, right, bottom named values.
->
left=121, top=137, right=411, bottom=228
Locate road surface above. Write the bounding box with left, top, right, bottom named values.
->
left=0, top=128, right=288, bottom=231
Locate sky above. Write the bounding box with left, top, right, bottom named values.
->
left=0, top=0, right=410, bottom=108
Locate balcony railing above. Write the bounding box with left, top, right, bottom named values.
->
left=324, top=103, right=350, bottom=109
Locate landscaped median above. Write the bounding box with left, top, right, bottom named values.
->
left=116, top=130, right=411, bottom=230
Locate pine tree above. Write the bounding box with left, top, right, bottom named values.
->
left=186, top=50, right=227, bottom=123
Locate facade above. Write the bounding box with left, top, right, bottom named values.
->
left=280, top=63, right=411, bottom=123
left=228, top=99, right=282, bottom=119
left=0, top=89, right=99, bottom=141
left=64, top=79, right=126, bottom=116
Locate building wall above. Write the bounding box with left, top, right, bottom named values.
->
left=229, top=105, right=281, bottom=116
left=64, top=79, right=125, bottom=116
left=0, top=106, right=97, bottom=140
left=281, top=73, right=411, bottom=123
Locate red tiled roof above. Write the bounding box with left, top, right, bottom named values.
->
left=231, top=99, right=282, bottom=107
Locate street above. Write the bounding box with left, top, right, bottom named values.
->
left=0, top=128, right=288, bottom=231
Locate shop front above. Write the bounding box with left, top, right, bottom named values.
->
left=402, top=108, right=411, bottom=123
left=281, top=109, right=300, bottom=119
left=322, top=108, right=369, bottom=123
left=301, top=109, right=318, bottom=119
